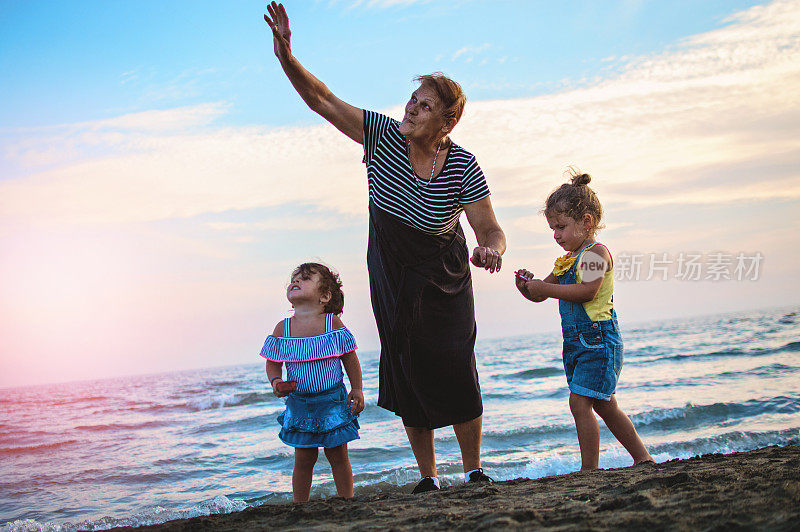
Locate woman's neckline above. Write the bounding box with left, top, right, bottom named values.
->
left=407, top=138, right=453, bottom=182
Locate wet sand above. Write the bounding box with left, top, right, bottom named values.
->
left=117, top=444, right=800, bottom=531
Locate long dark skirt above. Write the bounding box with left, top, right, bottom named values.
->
left=368, top=202, right=482, bottom=429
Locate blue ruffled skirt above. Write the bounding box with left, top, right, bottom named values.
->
left=277, top=382, right=360, bottom=448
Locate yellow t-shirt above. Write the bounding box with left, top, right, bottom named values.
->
left=575, top=243, right=614, bottom=321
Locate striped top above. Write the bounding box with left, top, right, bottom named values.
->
left=362, top=110, right=491, bottom=235
left=260, top=314, right=358, bottom=394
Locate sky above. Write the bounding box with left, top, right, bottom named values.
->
left=1, top=0, right=799, bottom=388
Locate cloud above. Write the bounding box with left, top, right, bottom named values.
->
left=452, top=43, right=492, bottom=62
left=343, top=0, right=433, bottom=9
left=4, top=0, right=800, bottom=386
left=204, top=209, right=363, bottom=234
left=1, top=0, right=799, bottom=233
left=85, top=102, right=228, bottom=132
left=1, top=103, right=229, bottom=170
left=0, top=114, right=367, bottom=225
left=453, top=0, right=800, bottom=209
left=120, top=70, right=139, bottom=84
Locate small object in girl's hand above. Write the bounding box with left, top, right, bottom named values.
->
left=276, top=380, right=297, bottom=393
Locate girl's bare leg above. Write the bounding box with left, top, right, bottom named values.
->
left=293, top=447, right=318, bottom=502
left=592, top=394, right=653, bottom=464
left=323, top=444, right=354, bottom=498
left=569, top=392, right=600, bottom=470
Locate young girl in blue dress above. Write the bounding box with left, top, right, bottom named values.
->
left=514, top=170, right=653, bottom=471
left=260, top=262, right=365, bottom=501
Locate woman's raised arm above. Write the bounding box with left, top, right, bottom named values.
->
left=264, top=2, right=364, bottom=144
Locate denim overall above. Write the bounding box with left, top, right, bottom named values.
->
left=558, top=243, right=623, bottom=401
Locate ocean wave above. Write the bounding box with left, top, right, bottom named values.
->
left=478, top=396, right=800, bottom=445
left=89, top=467, right=225, bottom=485
left=483, top=430, right=800, bottom=483
left=205, top=380, right=240, bottom=388
left=638, top=340, right=800, bottom=364
left=188, top=414, right=276, bottom=435
left=482, top=422, right=576, bottom=443
left=241, top=454, right=294, bottom=469
left=648, top=428, right=800, bottom=459
left=0, top=429, right=57, bottom=448
left=354, top=464, right=471, bottom=492
left=348, top=445, right=411, bottom=462
left=39, top=395, right=112, bottom=408
left=251, top=461, right=512, bottom=504
left=493, top=367, right=563, bottom=381
left=717, top=362, right=799, bottom=378
left=3, top=306, right=797, bottom=529
left=184, top=391, right=276, bottom=412
left=186, top=393, right=240, bottom=411
left=0, top=495, right=247, bottom=532
left=86, top=400, right=165, bottom=416
left=73, top=420, right=168, bottom=433
left=0, top=440, right=79, bottom=456
left=482, top=386, right=568, bottom=402
left=254, top=435, right=800, bottom=504
left=632, top=362, right=800, bottom=391
left=630, top=396, right=800, bottom=430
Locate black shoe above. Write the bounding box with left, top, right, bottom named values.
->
left=411, top=476, right=440, bottom=494
left=467, top=468, right=493, bottom=483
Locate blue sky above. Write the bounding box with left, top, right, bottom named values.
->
left=1, top=0, right=798, bottom=386
left=1, top=0, right=762, bottom=130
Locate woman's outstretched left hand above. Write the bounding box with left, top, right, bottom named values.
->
left=348, top=388, right=365, bottom=415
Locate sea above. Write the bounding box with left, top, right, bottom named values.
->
left=2, top=305, right=799, bottom=531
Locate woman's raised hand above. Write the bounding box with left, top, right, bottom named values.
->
left=264, top=1, right=291, bottom=61
left=261, top=1, right=365, bottom=143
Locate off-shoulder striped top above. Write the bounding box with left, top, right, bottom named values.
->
left=260, top=313, right=357, bottom=394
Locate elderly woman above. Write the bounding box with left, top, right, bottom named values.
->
left=264, top=2, right=506, bottom=494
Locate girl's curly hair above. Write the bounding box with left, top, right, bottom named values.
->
left=543, top=167, right=604, bottom=234
left=291, top=262, right=344, bottom=315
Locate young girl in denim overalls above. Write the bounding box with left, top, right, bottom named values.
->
left=515, top=170, right=653, bottom=470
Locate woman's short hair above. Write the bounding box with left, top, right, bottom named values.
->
left=414, top=73, right=466, bottom=125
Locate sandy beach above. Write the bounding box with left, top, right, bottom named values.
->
left=115, top=444, right=799, bottom=531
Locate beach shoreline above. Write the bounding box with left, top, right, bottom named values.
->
left=114, top=444, right=799, bottom=531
